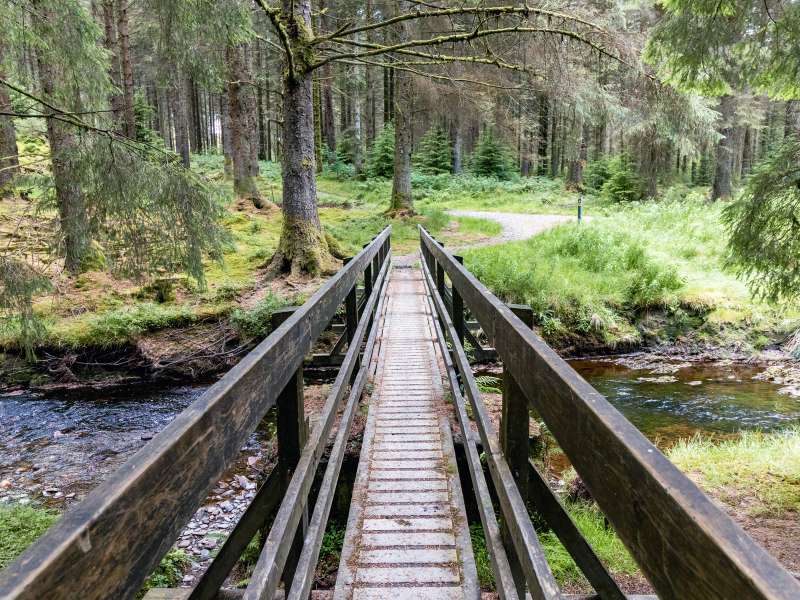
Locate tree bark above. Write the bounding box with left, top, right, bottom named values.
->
left=566, top=123, right=586, bottom=191
left=36, top=42, right=89, bottom=274
left=101, top=1, right=123, bottom=129
left=227, top=43, right=263, bottom=207
left=452, top=115, right=463, bottom=174
left=116, top=0, right=136, bottom=138
left=268, top=0, right=335, bottom=277
left=170, top=75, right=191, bottom=167
left=364, top=0, right=376, bottom=146
left=221, top=93, right=233, bottom=178
left=711, top=94, right=736, bottom=201
left=0, top=39, right=20, bottom=190
left=319, top=0, right=336, bottom=153
left=390, top=68, right=413, bottom=213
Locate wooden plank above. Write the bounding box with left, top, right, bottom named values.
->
left=420, top=253, right=561, bottom=600
left=286, top=261, right=390, bottom=600
left=243, top=256, right=391, bottom=600
left=0, top=228, right=390, bottom=600
left=421, top=271, right=519, bottom=600
left=420, top=226, right=800, bottom=600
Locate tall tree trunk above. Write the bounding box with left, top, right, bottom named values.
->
left=0, top=39, right=20, bottom=190
left=364, top=0, right=376, bottom=146
left=452, top=115, right=463, bottom=174
left=318, top=0, right=335, bottom=153
left=268, top=0, right=335, bottom=277
left=390, top=68, right=413, bottom=213
left=102, top=1, right=123, bottom=129
left=566, top=123, right=586, bottom=190
left=226, top=43, right=263, bottom=207
left=36, top=45, right=89, bottom=273
left=711, top=94, right=736, bottom=201
left=221, top=93, right=233, bottom=178
left=116, top=0, right=136, bottom=138
left=171, top=76, right=191, bottom=167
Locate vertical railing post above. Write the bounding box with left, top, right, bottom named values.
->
left=363, top=244, right=373, bottom=301
left=500, top=303, right=534, bottom=598
left=343, top=257, right=360, bottom=376
left=270, top=307, right=308, bottom=593
left=435, top=242, right=445, bottom=299
left=452, top=255, right=465, bottom=346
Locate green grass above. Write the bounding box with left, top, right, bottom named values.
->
left=136, top=549, right=192, bottom=599
left=0, top=504, right=59, bottom=569
left=668, top=427, right=800, bottom=515
left=462, top=195, right=799, bottom=350
left=468, top=502, right=639, bottom=590
left=539, top=503, right=639, bottom=587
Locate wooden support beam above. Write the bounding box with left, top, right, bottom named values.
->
left=500, top=304, right=534, bottom=599
left=452, top=255, right=465, bottom=345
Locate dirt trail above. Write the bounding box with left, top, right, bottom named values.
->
left=448, top=209, right=575, bottom=245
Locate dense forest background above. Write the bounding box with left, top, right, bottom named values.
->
left=1, top=0, right=800, bottom=359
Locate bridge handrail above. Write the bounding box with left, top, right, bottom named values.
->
left=419, top=225, right=799, bottom=600
left=0, top=226, right=392, bottom=600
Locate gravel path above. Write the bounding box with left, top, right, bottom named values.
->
left=448, top=210, right=575, bottom=245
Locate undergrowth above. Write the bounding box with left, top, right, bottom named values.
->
left=667, top=427, right=800, bottom=515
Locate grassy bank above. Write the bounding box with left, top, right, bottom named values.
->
left=460, top=195, right=799, bottom=352
left=0, top=156, right=499, bottom=362
left=0, top=504, right=59, bottom=570
left=668, top=427, right=800, bottom=515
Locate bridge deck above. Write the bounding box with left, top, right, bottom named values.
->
left=333, top=264, right=478, bottom=600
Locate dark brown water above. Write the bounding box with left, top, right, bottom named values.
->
left=570, top=357, right=800, bottom=445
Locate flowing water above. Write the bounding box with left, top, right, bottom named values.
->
left=570, top=357, right=800, bottom=444
left=0, top=386, right=207, bottom=505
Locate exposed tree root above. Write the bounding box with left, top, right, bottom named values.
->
left=266, top=217, right=340, bottom=279
left=384, top=207, right=416, bottom=219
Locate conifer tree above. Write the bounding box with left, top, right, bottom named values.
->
left=414, top=125, right=452, bottom=175
left=471, top=129, right=512, bottom=179
left=367, top=124, right=395, bottom=178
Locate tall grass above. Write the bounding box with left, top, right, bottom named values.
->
left=0, top=504, right=59, bottom=569
left=668, top=427, right=800, bottom=515
left=463, top=221, right=683, bottom=345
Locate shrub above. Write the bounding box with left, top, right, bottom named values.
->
left=229, top=292, right=289, bottom=339
left=137, top=549, right=192, bottom=599
left=469, top=129, right=514, bottom=179
left=366, top=124, right=395, bottom=178
left=414, top=125, right=452, bottom=174
left=601, top=155, right=645, bottom=202
left=583, top=156, right=613, bottom=192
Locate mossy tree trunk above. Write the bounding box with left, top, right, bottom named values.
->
left=36, top=31, right=89, bottom=274
left=226, top=42, right=264, bottom=208
left=388, top=12, right=413, bottom=215
left=267, top=0, right=336, bottom=277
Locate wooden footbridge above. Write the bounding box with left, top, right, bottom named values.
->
left=1, top=227, right=799, bottom=600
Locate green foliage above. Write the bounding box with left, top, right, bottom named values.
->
left=229, top=292, right=288, bottom=339
left=0, top=258, right=52, bottom=359
left=0, top=504, right=59, bottom=570
left=136, top=549, right=192, bottom=599
left=470, top=129, right=513, bottom=179
left=414, top=125, right=452, bottom=175
left=469, top=524, right=495, bottom=589
left=724, top=138, right=800, bottom=301
left=463, top=218, right=685, bottom=346
left=74, top=137, right=229, bottom=287
left=600, top=156, right=645, bottom=203
left=540, top=503, right=639, bottom=586
left=64, top=303, right=196, bottom=347
left=583, top=156, right=613, bottom=193
left=668, top=428, right=800, bottom=514
left=366, top=124, right=395, bottom=178
left=475, top=375, right=502, bottom=394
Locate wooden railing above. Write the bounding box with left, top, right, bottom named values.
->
left=0, top=227, right=392, bottom=600
left=419, top=225, right=800, bottom=600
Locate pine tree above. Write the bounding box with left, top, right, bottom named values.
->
left=470, top=129, right=512, bottom=179
left=367, top=124, right=395, bottom=178
left=414, top=125, right=451, bottom=175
